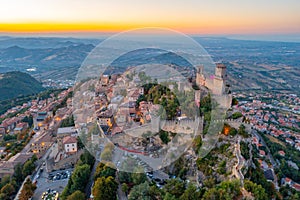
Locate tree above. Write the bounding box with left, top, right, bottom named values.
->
left=164, top=193, right=177, bottom=200
left=202, top=180, right=241, bottom=200
left=121, top=183, right=128, bottom=195
left=13, top=163, right=24, bottom=185
left=22, top=160, right=35, bottom=177
left=0, top=183, right=15, bottom=196
left=128, top=182, right=162, bottom=200
left=0, top=175, right=11, bottom=189
left=19, top=179, right=36, bottom=200
left=79, top=150, right=95, bottom=167
left=131, top=167, right=147, bottom=185
left=179, top=184, right=202, bottom=200
left=70, top=164, right=91, bottom=193
left=238, top=124, right=248, bottom=138
left=100, top=148, right=113, bottom=162
left=61, top=150, right=94, bottom=200
left=163, top=179, right=185, bottom=198
left=193, top=135, right=202, bottom=153
left=244, top=180, right=268, bottom=200
left=94, top=162, right=116, bottom=180
left=77, top=137, right=85, bottom=149
left=232, top=112, right=243, bottom=119
left=240, top=141, right=250, bottom=160
left=159, top=130, right=170, bottom=144
left=61, top=182, right=72, bottom=200
left=0, top=193, right=7, bottom=200
left=22, top=115, right=33, bottom=127
left=93, top=176, right=118, bottom=200
left=60, top=115, right=75, bottom=127
left=67, top=190, right=86, bottom=200
left=231, top=98, right=238, bottom=106
left=118, top=171, right=132, bottom=183
left=203, top=177, right=215, bottom=188
left=202, top=188, right=219, bottom=200
left=229, top=127, right=237, bottom=136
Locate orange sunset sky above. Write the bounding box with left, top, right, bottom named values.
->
left=0, top=0, right=299, bottom=35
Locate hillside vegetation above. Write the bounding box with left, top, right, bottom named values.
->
left=0, top=71, right=44, bottom=101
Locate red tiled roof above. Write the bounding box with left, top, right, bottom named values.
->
left=62, top=136, right=77, bottom=144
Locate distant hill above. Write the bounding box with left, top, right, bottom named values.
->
left=0, top=36, right=101, bottom=49
left=0, top=44, right=95, bottom=74
left=0, top=71, right=44, bottom=101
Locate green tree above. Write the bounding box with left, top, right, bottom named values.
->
left=60, top=115, right=75, bottom=127
left=180, top=184, right=202, bottom=200
left=163, top=179, right=185, bottom=198
left=22, top=160, right=35, bottom=177
left=0, top=183, right=15, bottom=196
left=232, top=112, right=243, bottom=119
left=94, top=162, right=116, bottom=180
left=229, top=127, right=237, bottom=136
left=121, top=183, right=129, bottom=194
left=0, top=175, right=11, bottom=189
left=100, top=148, right=113, bottom=162
left=118, top=171, right=132, bottom=183
left=77, top=137, right=85, bottom=149
left=93, top=176, right=118, bottom=200
left=203, top=177, right=215, bottom=188
left=238, top=124, right=248, bottom=138
left=67, top=190, right=86, bottom=200
left=79, top=150, right=95, bottom=167
left=202, top=179, right=241, bottom=200
left=131, top=168, right=147, bottom=185
left=159, top=130, right=170, bottom=144
left=164, top=193, right=177, bottom=200
left=70, top=164, right=91, bottom=193
left=22, top=115, right=33, bottom=127
left=13, top=164, right=24, bottom=185
left=129, top=182, right=162, bottom=200
left=244, top=180, right=268, bottom=200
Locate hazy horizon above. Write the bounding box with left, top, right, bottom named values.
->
left=0, top=32, right=300, bottom=43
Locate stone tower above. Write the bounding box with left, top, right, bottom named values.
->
left=196, top=65, right=206, bottom=87
left=213, top=63, right=227, bottom=95
left=215, top=63, right=227, bottom=79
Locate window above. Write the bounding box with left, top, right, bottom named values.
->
left=72, top=148, right=75, bottom=151
left=67, top=144, right=69, bottom=147
left=72, top=144, right=74, bottom=146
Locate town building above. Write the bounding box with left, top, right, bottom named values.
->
left=30, top=134, right=53, bottom=156
left=57, top=126, right=77, bottom=151
left=63, top=136, right=78, bottom=154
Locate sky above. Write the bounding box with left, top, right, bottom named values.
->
left=0, top=0, right=299, bottom=35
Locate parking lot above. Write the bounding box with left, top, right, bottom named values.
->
left=32, top=166, right=73, bottom=200
left=48, top=170, right=71, bottom=181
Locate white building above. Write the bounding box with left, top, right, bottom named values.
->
left=63, top=136, right=78, bottom=154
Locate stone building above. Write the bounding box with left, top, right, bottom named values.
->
left=195, top=63, right=232, bottom=108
